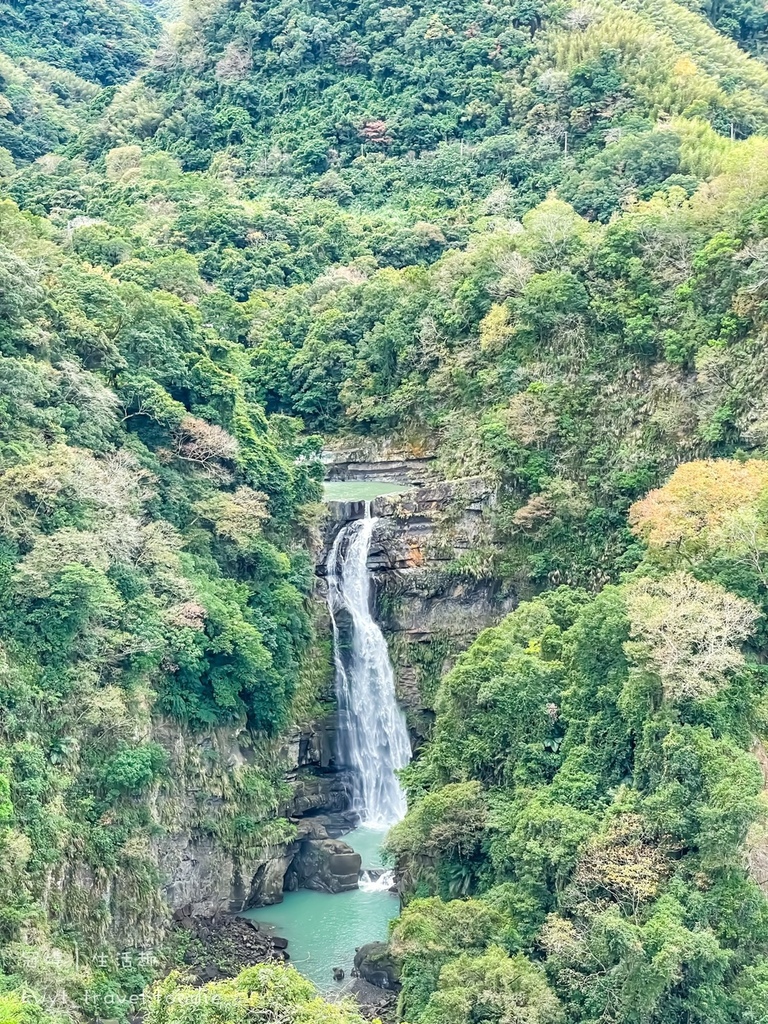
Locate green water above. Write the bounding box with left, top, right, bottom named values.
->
left=323, top=480, right=411, bottom=502
left=241, top=827, right=398, bottom=992
left=343, top=825, right=387, bottom=869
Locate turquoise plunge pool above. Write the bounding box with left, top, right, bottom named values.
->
left=240, top=827, right=399, bottom=992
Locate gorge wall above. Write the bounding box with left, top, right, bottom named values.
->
left=56, top=447, right=516, bottom=950
left=320, top=444, right=516, bottom=737
left=56, top=714, right=360, bottom=950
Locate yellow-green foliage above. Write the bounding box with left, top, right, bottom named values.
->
left=4, top=0, right=768, bottom=1022
left=145, top=966, right=371, bottom=1024
left=0, top=994, right=62, bottom=1024
left=546, top=0, right=768, bottom=127
left=389, top=497, right=768, bottom=1022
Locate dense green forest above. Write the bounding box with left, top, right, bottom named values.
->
left=3, top=0, right=768, bottom=1021
left=386, top=459, right=768, bottom=1022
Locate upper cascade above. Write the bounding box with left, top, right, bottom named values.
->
left=326, top=502, right=411, bottom=829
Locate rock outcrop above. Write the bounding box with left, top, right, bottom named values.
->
left=58, top=711, right=360, bottom=947
left=354, top=941, right=401, bottom=991
left=173, top=912, right=289, bottom=981
left=287, top=765, right=355, bottom=818
left=319, top=466, right=516, bottom=731
left=151, top=719, right=360, bottom=920
left=323, top=439, right=436, bottom=486
left=287, top=837, right=362, bottom=894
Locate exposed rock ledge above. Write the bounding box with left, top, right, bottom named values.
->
left=58, top=715, right=361, bottom=949
left=154, top=719, right=362, bottom=922
left=322, top=438, right=437, bottom=486
left=319, top=475, right=516, bottom=727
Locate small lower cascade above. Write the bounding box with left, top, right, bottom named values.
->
left=359, top=868, right=396, bottom=893
left=326, top=501, right=412, bottom=828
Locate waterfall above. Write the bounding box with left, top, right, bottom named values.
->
left=326, top=501, right=411, bottom=828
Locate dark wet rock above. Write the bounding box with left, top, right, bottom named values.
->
left=287, top=767, right=356, bottom=817
left=174, top=914, right=289, bottom=984
left=342, top=977, right=398, bottom=1021
left=287, top=838, right=361, bottom=894
left=353, top=942, right=401, bottom=991
left=316, top=469, right=516, bottom=733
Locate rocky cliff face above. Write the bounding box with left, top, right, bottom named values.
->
left=58, top=448, right=515, bottom=951
left=150, top=717, right=363, bottom=914
left=322, top=439, right=436, bottom=486
left=319, top=452, right=516, bottom=735
left=57, top=715, right=360, bottom=949
left=371, top=479, right=515, bottom=723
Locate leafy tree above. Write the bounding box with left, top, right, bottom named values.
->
left=623, top=571, right=759, bottom=701
left=145, top=966, right=368, bottom=1024
left=0, top=0, right=158, bottom=85
left=420, top=946, right=563, bottom=1024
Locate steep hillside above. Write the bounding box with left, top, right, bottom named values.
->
left=0, top=0, right=158, bottom=84
left=385, top=460, right=768, bottom=1023
left=0, top=53, right=100, bottom=163
left=687, top=0, right=768, bottom=57
left=23, top=0, right=768, bottom=591
left=0, top=0, right=158, bottom=165
left=88, top=0, right=768, bottom=189
left=0, top=180, right=325, bottom=1014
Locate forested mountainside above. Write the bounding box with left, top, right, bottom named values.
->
left=386, top=461, right=768, bottom=1023
left=13, top=0, right=768, bottom=591
left=0, top=0, right=159, bottom=162
left=0, top=0, right=158, bottom=83
left=3, top=0, right=768, bottom=1022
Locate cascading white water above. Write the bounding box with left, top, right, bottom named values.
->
left=326, top=501, right=411, bottom=829
left=359, top=868, right=396, bottom=893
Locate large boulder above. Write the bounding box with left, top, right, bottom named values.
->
left=236, top=843, right=300, bottom=907
left=287, top=768, right=356, bottom=816
left=353, top=941, right=400, bottom=991
left=289, top=838, right=361, bottom=893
